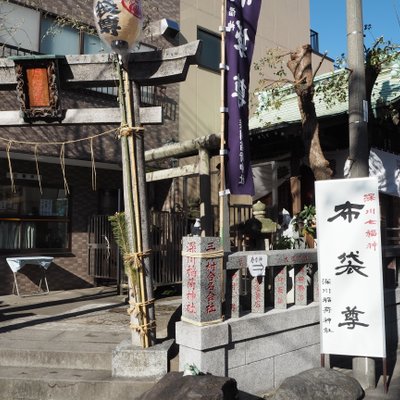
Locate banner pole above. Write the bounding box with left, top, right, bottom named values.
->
left=219, top=0, right=229, bottom=252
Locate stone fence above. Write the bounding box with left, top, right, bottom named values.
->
left=176, top=243, right=400, bottom=395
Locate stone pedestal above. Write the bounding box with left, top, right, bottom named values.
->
left=182, top=236, right=223, bottom=326
left=352, top=357, right=376, bottom=390
left=112, top=339, right=174, bottom=380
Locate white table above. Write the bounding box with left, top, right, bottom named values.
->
left=6, top=256, right=53, bottom=296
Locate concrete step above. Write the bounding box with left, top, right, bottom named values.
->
left=0, top=328, right=128, bottom=371
left=0, top=344, right=112, bottom=371
left=0, top=366, right=155, bottom=400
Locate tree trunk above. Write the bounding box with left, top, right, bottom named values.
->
left=287, top=44, right=332, bottom=181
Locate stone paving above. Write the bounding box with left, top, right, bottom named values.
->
left=1, top=286, right=399, bottom=399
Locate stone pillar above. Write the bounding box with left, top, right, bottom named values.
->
left=274, top=266, right=287, bottom=309
left=182, top=236, right=223, bottom=325
left=251, top=276, right=266, bottom=313
left=294, top=265, right=307, bottom=306
left=225, top=268, right=241, bottom=319
left=313, top=266, right=319, bottom=302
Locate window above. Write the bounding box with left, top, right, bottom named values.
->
left=310, top=29, right=319, bottom=53
left=40, top=16, right=80, bottom=55
left=0, top=184, right=70, bottom=252
left=83, top=33, right=105, bottom=54
left=197, top=28, right=221, bottom=72
left=0, top=2, right=41, bottom=52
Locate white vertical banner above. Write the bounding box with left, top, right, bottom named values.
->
left=315, top=177, right=386, bottom=358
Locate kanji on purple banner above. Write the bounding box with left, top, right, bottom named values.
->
left=225, top=0, right=261, bottom=195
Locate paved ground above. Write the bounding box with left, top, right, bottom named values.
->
left=0, top=286, right=182, bottom=368
left=0, top=286, right=399, bottom=399
left=0, top=285, right=181, bottom=333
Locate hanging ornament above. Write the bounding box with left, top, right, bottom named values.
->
left=93, top=0, right=143, bottom=55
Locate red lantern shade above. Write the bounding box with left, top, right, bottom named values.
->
left=93, top=0, right=142, bottom=55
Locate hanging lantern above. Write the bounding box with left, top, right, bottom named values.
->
left=93, top=0, right=142, bottom=55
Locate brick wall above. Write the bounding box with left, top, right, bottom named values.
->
left=0, top=158, right=122, bottom=295
left=5, top=0, right=182, bottom=153
left=0, top=0, right=183, bottom=294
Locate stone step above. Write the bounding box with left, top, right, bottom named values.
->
left=0, top=344, right=112, bottom=371
left=0, top=366, right=155, bottom=400
left=0, top=328, right=128, bottom=371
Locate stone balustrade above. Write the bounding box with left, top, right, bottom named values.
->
left=226, top=248, right=318, bottom=319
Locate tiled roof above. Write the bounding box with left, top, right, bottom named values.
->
left=250, top=67, right=400, bottom=131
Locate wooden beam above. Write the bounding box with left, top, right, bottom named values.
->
left=0, top=41, right=201, bottom=89
left=146, top=164, right=198, bottom=182
left=0, top=106, right=162, bottom=126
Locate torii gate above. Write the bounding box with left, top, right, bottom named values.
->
left=0, top=40, right=216, bottom=346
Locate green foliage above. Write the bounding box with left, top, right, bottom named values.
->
left=314, top=67, right=348, bottom=108
left=293, top=205, right=316, bottom=237
left=273, top=235, right=294, bottom=250
left=108, top=212, right=139, bottom=283
left=253, top=47, right=295, bottom=116
left=108, top=212, right=129, bottom=258
left=254, top=36, right=400, bottom=117
left=365, top=36, right=400, bottom=70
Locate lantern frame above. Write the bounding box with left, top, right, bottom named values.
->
left=11, top=55, right=62, bottom=121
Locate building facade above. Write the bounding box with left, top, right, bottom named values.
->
left=0, top=0, right=329, bottom=294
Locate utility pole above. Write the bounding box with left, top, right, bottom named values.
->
left=347, top=0, right=375, bottom=390
left=347, top=0, right=369, bottom=178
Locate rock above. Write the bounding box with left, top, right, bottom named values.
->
left=139, top=371, right=238, bottom=400
left=272, top=368, right=364, bottom=400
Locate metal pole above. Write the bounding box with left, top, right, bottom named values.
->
left=347, top=0, right=369, bottom=178
left=219, top=0, right=230, bottom=252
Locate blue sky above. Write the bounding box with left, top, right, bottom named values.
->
left=310, top=0, right=400, bottom=62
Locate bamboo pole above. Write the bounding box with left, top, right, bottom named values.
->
left=132, top=80, right=156, bottom=347
left=116, top=56, right=145, bottom=347
left=123, top=70, right=149, bottom=348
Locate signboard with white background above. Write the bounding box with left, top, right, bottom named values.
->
left=315, top=177, right=386, bottom=358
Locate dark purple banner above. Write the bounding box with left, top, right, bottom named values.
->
left=225, top=0, right=261, bottom=196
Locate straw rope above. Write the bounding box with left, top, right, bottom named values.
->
left=6, top=141, right=15, bottom=193
left=124, top=250, right=152, bottom=270
left=127, top=297, right=155, bottom=318
left=181, top=249, right=224, bottom=259
left=90, top=138, right=97, bottom=191
left=59, top=143, right=69, bottom=195
left=0, top=127, right=118, bottom=147
left=34, top=144, right=43, bottom=195
left=130, top=320, right=156, bottom=337
left=2, top=127, right=120, bottom=194
left=118, top=125, right=145, bottom=138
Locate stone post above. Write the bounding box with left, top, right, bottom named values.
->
left=294, top=265, right=308, bottom=306
left=182, top=236, right=223, bottom=325
left=274, top=266, right=287, bottom=309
